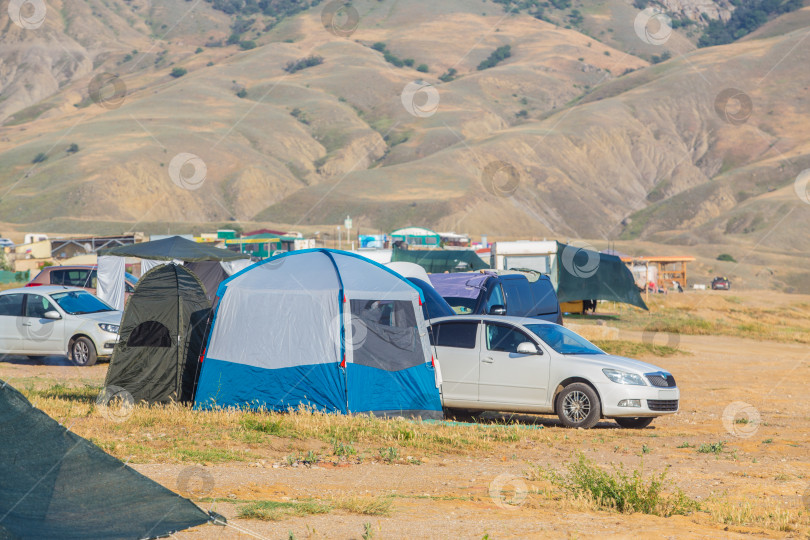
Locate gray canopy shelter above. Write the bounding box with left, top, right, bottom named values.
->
left=97, top=236, right=249, bottom=310
left=0, top=379, right=216, bottom=538
left=104, top=264, right=211, bottom=404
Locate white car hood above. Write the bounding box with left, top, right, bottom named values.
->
left=73, top=310, right=123, bottom=325
left=564, top=353, right=670, bottom=375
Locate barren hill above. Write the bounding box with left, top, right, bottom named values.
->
left=1, top=0, right=808, bottom=274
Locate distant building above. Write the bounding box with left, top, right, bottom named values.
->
left=390, top=227, right=440, bottom=248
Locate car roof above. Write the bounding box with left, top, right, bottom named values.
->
left=0, top=285, right=86, bottom=295
left=427, top=314, right=555, bottom=326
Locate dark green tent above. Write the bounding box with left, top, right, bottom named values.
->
left=391, top=247, right=489, bottom=273
left=105, top=264, right=211, bottom=404
left=98, top=235, right=248, bottom=262
left=0, top=380, right=216, bottom=538
left=555, top=242, right=648, bottom=310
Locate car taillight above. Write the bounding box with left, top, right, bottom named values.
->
left=25, top=282, right=42, bottom=287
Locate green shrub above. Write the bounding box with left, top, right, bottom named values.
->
left=32, top=152, right=47, bottom=164
left=284, top=55, right=324, bottom=73
left=170, top=67, right=187, bottom=78
left=477, top=45, right=511, bottom=70
left=543, top=454, right=699, bottom=516
left=717, top=253, right=736, bottom=262
left=416, top=64, right=429, bottom=73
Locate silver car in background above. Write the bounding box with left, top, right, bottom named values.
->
left=429, top=315, right=679, bottom=428
left=0, top=286, right=122, bottom=366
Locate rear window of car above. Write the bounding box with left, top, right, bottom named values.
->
left=50, top=269, right=91, bottom=288
left=501, top=277, right=530, bottom=316
left=529, top=278, right=560, bottom=316
left=0, top=294, right=24, bottom=316
left=430, top=321, right=478, bottom=349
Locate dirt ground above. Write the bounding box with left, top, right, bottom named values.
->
left=2, top=295, right=809, bottom=539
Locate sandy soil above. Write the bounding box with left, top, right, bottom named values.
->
left=3, top=329, right=808, bottom=539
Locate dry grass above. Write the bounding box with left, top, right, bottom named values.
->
left=20, top=382, right=535, bottom=465
left=235, top=495, right=392, bottom=521
left=705, top=497, right=810, bottom=533
left=577, top=292, right=810, bottom=345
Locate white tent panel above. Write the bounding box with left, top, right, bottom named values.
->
left=97, top=255, right=126, bottom=310
left=206, top=286, right=339, bottom=369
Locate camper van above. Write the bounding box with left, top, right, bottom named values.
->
left=490, top=241, right=558, bottom=276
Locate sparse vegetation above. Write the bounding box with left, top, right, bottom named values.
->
left=66, top=143, right=80, bottom=154
left=697, top=441, right=725, bottom=455
left=717, top=253, right=737, bottom=262
left=477, top=45, right=512, bottom=70
left=439, top=68, right=457, bottom=82
left=698, top=0, right=803, bottom=47
left=170, top=67, right=187, bottom=78
left=32, top=152, right=48, bottom=164
left=284, top=55, right=324, bottom=74
left=541, top=454, right=699, bottom=516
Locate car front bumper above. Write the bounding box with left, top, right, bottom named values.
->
left=595, top=382, right=680, bottom=417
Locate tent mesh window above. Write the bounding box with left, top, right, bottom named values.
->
left=349, top=299, right=424, bottom=371
left=128, top=320, right=172, bottom=347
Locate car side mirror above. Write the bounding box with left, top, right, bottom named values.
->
left=517, top=342, right=540, bottom=355
left=43, top=310, right=61, bottom=320
left=489, top=305, right=506, bottom=315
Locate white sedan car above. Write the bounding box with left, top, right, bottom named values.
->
left=0, top=286, right=122, bottom=366
left=429, top=315, right=679, bottom=428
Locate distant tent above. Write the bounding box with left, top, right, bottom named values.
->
left=0, top=380, right=214, bottom=538
left=194, top=249, right=443, bottom=418
left=105, top=264, right=211, bottom=404
left=391, top=247, right=489, bottom=273
left=554, top=242, right=648, bottom=310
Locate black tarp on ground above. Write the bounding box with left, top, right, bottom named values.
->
left=184, top=261, right=229, bottom=301
left=98, top=235, right=248, bottom=262
left=391, top=247, right=489, bottom=273
left=105, top=264, right=211, bottom=404
left=555, top=241, right=648, bottom=310
left=0, top=380, right=212, bottom=539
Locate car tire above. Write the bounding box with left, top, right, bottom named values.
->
left=614, top=417, right=654, bottom=429
left=70, top=337, right=97, bottom=367
left=555, top=383, right=601, bottom=429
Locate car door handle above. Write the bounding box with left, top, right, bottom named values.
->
left=21, top=322, right=32, bottom=326
left=481, top=357, right=494, bottom=364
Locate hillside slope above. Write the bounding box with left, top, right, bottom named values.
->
left=0, top=0, right=808, bottom=258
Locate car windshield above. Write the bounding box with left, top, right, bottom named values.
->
left=50, top=290, right=115, bottom=315
left=525, top=324, right=604, bottom=355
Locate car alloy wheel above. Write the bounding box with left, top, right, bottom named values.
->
left=71, top=337, right=98, bottom=367
left=556, top=382, right=601, bottom=428
left=563, top=390, right=590, bottom=423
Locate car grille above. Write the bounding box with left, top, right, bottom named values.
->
left=647, top=399, right=679, bottom=412
left=646, top=373, right=676, bottom=387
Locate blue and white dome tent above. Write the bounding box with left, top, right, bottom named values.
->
left=193, top=249, right=443, bottom=418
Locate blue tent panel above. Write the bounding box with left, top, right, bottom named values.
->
left=346, top=363, right=443, bottom=418
left=194, top=358, right=348, bottom=414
